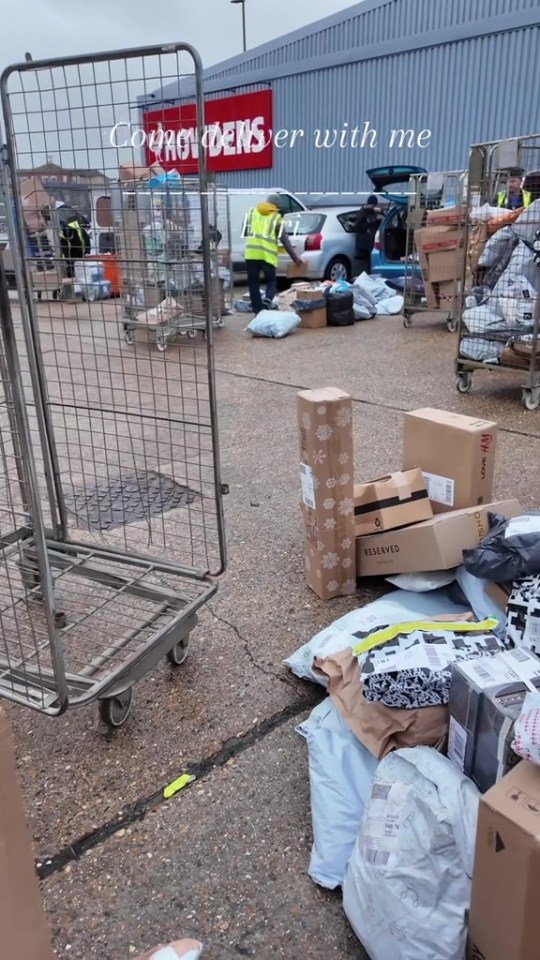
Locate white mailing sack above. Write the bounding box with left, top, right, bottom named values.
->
left=342, top=746, right=480, bottom=960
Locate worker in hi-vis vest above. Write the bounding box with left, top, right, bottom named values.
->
left=496, top=167, right=532, bottom=210
left=243, top=194, right=303, bottom=315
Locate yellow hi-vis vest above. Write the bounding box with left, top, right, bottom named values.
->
left=244, top=208, right=282, bottom=267
left=497, top=190, right=532, bottom=208
left=61, top=219, right=86, bottom=254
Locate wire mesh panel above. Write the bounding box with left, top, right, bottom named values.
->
left=1, top=44, right=226, bottom=576
left=116, top=175, right=231, bottom=346
left=0, top=44, right=227, bottom=722
left=402, top=171, right=467, bottom=330
left=0, top=255, right=69, bottom=713
left=455, top=134, right=540, bottom=410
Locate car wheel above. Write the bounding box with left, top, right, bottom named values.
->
left=324, top=256, right=351, bottom=282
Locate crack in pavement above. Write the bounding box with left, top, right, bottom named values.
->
left=215, top=367, right=540, bottom=443
left=35, top=690, right=322, bottom=882
left=208, top=605, right=302, bottom=693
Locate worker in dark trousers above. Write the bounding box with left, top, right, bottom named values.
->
left=243, top=193, right=302, bottom=315
left=355, top=194, right=382, bottom=275
left=56, top=201, right=91, bottom=278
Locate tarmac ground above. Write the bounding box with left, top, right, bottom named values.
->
left=7, top=295, right=540, bottom=959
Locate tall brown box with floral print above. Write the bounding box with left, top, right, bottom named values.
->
left=297, top=387, right=356, bottom=600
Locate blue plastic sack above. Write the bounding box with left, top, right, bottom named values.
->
left=148, top=171, right=181, bottom=188
left=234, top=300, right=253, bottom=313
left=327, top=279, right=351, bottom=294
left=297, top=699, right=379, bottom=889
left=246, top=310, right=301, bottom=338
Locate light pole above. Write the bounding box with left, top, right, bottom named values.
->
left=230, top=0, right=247, bottom=53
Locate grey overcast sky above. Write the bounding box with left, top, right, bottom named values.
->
left=0, top=0, right=362, bottom=73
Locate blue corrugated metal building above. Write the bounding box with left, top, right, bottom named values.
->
left=145, top=0, right=540, bottom=197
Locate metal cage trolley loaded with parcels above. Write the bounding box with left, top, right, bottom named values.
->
left=455, top=133, right=540, bottom=410
left=0, top=42, right=227, bottom=730
left=118, top=175, right=232, bottom=351
left=402, top=170, right=467, bottom=332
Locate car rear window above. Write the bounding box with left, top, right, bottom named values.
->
left=337, top=212, right=358, bottom=233
left=284, top=213, right=326, bottom=235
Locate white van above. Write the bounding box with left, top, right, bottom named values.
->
left=216, top=188, right=308, bottom=276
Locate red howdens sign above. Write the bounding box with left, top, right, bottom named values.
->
left=141, top=90, right=273, bottom=174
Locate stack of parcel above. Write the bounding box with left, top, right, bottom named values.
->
left=242, top=274, right=403, bottom=338
left=292, top=389, right=540, bottom=960
left=414, top=202, right=465, bottom=313
left=455, top=168, right=540, bottom=408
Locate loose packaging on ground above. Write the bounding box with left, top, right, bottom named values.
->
left=342, top=747, right=480, bottom=960
left=296, top=698, right=378, bottom=890
left=290, top=384, right=540, bottom=958
left=314, top=646, right=449, bottom=757
left=463, top=512, right=540, bottom=582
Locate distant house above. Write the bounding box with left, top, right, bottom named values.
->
left=17, top=163, right=111, bottom=215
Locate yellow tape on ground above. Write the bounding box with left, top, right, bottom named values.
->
left=352, top=618, right=499, bottom=657
left=163, top=774, right=195, bottom=800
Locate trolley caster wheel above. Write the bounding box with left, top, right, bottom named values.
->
left=166, top=635, right=191, bottom=666
left=402, top=315, right=412, bottom=328
left=124, top=327, right=135, bottom=345
left=447, top=316, right=458, bottom=333
left=98, top=689, right=133, bottom=729
left=156, top=338, right=168, bottom=352
left=456, top=372, right=472, bottom=394
left=187, top=328, right=197, bottom=339
left=522, top=388, right=540, bottom=411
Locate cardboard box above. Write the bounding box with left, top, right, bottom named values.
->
left=426, top=204, right=466, bottom=227
left=0, top=707, right=55, bottom=960
left=291, top=282, right=325, bottom=301
left=30, top=267, right=63, bottom=291
left=447, top=648, right=540, bottom=793
left=468, top=761, right=540, bottom=960
left=291, top=283, right=327, bottom=327
left=417, top=246, right=440, bottom=307
left=353, top=468, right=432, bottom=536
left=298, top=307, right=326, bottom=329
left=486, top=581, right=512, bottom=616
left=20, top=175, right=51, bottom=209
left=402, top=407, right=498, bottom=514
left=426, top=245, right=466, bottom=283
left=415, top=225, right=466, bottom=283
left=287, top=259, right=309, bottom=279
left=297, top=387, right=355, bottom=600
left=438, top=278, right=460, bottom=303
left=118, top=161, right=166, bottom=182
left=355, top=499, right=520, bottom=577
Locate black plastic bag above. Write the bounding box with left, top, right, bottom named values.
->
left=463, top=511, right=540, bottom=581
left=326, top=290, right=354, bottom=327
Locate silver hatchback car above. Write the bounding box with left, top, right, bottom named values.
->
left=276, top=206, right=361, bottom=282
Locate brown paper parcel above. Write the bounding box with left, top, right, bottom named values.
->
left=314, top=647, right=449, bottom=759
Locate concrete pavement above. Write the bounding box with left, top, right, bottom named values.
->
left=10, top=305, right=540, bottom=958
